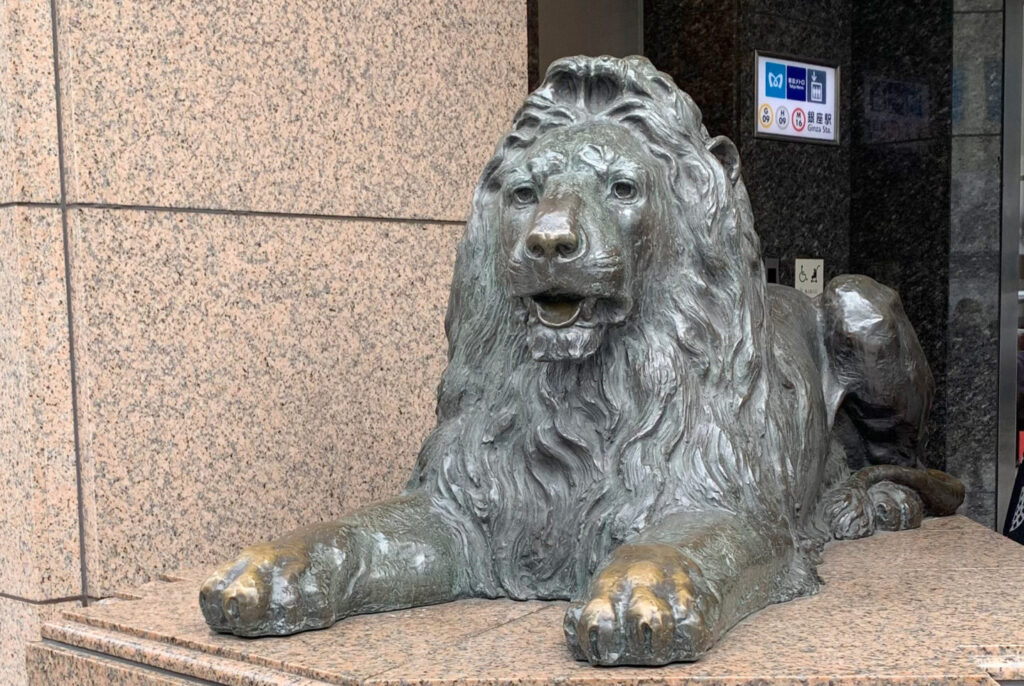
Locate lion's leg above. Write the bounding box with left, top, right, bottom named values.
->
left=822, top=275, right=933, bottom=470
left=199, top=491, right=469, bottom=636
left=820, top=276, right=964, bottom=536
left=820, top=464, right=964, bottom=539
left=563, top=510, right=809, bottom=665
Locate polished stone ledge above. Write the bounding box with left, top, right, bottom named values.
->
left=26, top=516, right=1024, bottom=685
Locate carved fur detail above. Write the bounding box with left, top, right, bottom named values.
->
left=408, top=57, right=826, bottom=600
left=200, top=57, right=962, bottom=660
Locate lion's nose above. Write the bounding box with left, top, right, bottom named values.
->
left=524, top=195, right=583, bottom=260
left=525, top=225, right=579, bottom=259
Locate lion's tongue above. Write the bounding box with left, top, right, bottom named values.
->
left=534, top=297, right=582, bottom=328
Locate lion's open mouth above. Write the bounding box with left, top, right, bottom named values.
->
left=529, top=293, right=595, bottom=328
left=520, top=290, right=627, bottom=361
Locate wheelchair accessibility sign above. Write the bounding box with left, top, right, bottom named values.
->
left=795, top=258, right=824, bottom=296
left=755, top=51, right=838, bottom=145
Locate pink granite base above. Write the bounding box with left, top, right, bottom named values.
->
left=26, top=516, right=1024, bottom=685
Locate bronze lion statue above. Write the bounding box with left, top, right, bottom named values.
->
left=200, top=56, right=963, bottom=665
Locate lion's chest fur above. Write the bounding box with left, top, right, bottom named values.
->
left=449, top=339, right=785, bottom=598
left=467, top=360, right=654, bottom=598
left=416, top=312, right=838, bottom=601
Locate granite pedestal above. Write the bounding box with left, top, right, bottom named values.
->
left=25, top=516, right=1024, bottom=685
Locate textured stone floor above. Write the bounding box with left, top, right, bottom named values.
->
left=26, top=516, right=1024, bottom=685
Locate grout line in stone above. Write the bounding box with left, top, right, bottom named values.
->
left=951, top=132, right=1003, bottom=139
left=0, top=591, right=89, bottom=606
left=857, top=136, right=944, bottom=147
left=0, top=201, right=62, bottom=209
left=48, top=0, right=91, bottom=610
left=39, top=638, right=225, bottom=685
left=67, top=201, right=467, bottom=226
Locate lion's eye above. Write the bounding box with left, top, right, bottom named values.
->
left=611, top=180, right=638, bottom=201
left=511, top=185, right=538, bottom=205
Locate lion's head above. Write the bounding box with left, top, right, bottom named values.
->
left=411, top=56, right=774, bottom=597
left=440, top=55, right=764, bottom=371
left=501, top=121, right=643, bottom=361
left=499, top=58, right=756, bottom=364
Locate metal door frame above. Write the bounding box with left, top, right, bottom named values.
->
left=997, top=0, right=1022, bottom=533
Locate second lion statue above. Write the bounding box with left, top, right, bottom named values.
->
left=200, top=56, right=964, bottom=666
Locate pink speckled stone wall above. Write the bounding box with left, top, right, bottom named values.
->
left=55, top=0, right=525, bottom=220
left=0, top=0, right=60, bottom=202
left=69, top=209, right=462, bottom=594
left=0, top=1, right=527, bottom=684
left=0, top=208, right=80, bottom=600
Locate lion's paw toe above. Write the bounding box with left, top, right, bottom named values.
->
left=563, top=544, right=711, bottom=665
left=199, top=544, right=334, bottom=636
left=868, top=481, right=923, bottom=531
left=822, top=484, right=875, bottom=540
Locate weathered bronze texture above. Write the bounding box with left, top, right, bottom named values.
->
left=199, top=56, right=963, bottom=666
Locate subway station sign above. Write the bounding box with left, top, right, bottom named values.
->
left=755, top=52, right=838, bottom=145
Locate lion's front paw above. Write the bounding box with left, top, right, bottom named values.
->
left=563, top=543, right=713, bottom=666
left=199, top=541, right=336, bottom=636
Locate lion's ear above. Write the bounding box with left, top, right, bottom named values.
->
left=707, top=135, right=741, bottom=185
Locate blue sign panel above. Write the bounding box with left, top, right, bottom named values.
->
left=786, top=66, right=806, bottom=101
left=756, top=52, right=838, bottom=144
left=765, top=62, right=786, bottom=98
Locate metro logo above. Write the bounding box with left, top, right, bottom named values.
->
left=765, top=62, right=785, bottom=98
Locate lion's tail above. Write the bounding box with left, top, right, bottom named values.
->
left=848, top=464, right=964, bottom=516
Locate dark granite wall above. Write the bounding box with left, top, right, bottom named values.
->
left=643, top=1, right=739, bottom=143
left=532, top=1, right=1004, bottom=527
left=847, top=1, right=1004, bottom=526
left=848, top=2, right=953, bottom=476
left=945, top=2, right=1004, bottom=525
left=645, top=0, right=851, bottom=294
left=737, top=2, right=852, bottom=289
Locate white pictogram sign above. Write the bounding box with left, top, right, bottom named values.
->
left=795, top=259, right=824, bottom=297
left=755, top=52, right=838, bottom=145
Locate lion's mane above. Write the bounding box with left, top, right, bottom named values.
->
left=407, top=57, right=813, bottom=600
